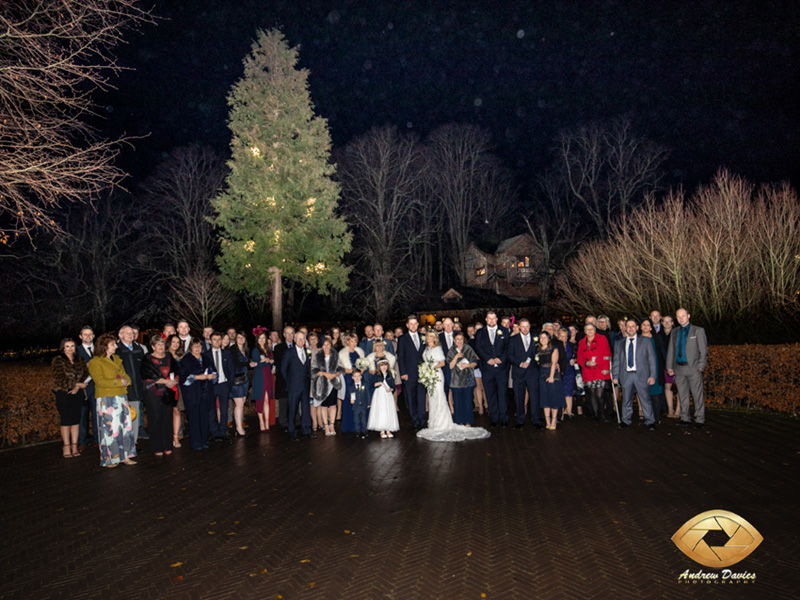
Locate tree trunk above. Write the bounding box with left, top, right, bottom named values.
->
left=270, top=267, right=283, bottom=331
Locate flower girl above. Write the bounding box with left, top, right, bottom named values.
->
left=367, top=359, right=399, bottom=438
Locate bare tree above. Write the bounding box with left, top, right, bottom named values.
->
left=169, top=269, right=234, bottom=330
left=555, top=171, right=800, bottom=325
left=139, top=145, right=226, bottom=279
left=425, top=123, right=517, bottom=285
left=0, top=0, right=153, bottom=241
left=554, top=116, right=668, bottom=237
left=338, top=126, right=428, bottom=321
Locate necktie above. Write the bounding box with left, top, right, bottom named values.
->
left=215, top=350, right=222, bottom=376
left=523, top=336, right=529, bottom=351
left=413, top=333, right=419, bottom=350
left=299, top=348, right=305, bottom=364
left=490, top=328, right=496, bottom=344
left=627, top=338, right=634, bottom=368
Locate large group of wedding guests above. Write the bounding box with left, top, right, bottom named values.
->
left=51, top=307, right=708, bottom=466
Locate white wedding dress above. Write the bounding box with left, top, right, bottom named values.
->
left=416, top=346, right=491, bottom=443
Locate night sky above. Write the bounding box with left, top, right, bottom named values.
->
left=101, top=0, right=799, bottom=193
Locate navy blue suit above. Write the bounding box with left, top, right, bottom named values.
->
left=396, top=332, right=426, bottom=427
left=508, top=334, right=541, bottom=425
left=203, top=347, right=234, bottom=438
left=439, top=332, right=456, bottom=396
left=281, top=346, right=312, bottom=438
left=475, top=326, right=510, bottom=423
left=350, top=379, right=371, bottom=434
left=77, top=344, right=97, bottom=445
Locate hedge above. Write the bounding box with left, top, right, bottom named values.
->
left=1, top=345, right=798, bottom=446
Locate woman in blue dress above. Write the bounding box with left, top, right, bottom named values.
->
left=230, top=331, right=251, bottom=437
left=536, top=331, right=566, bottom=430
left=337, top=332, right=365, bottom=434
left=557, top=327, right=577, bottom=420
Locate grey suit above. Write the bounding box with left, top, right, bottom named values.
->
left=666, top=323, right=708, bottom=424
left=612, top=334, right=658, bottom=425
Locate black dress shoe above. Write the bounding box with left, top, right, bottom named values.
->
left=648, top=424, right=657, bottom=431
left=291, top=435, right=299, bottom=442
left=677, top=420, right=692, bottom=426
left=309, top=432, right=318, bottom=439
left=534, top=423, right=544, bottom=430
left=490, top=421, right=498, bottom=428
left=619, top=422, right=629, bottom=428
left=501, top=421, right=508, bottom=428
left=694, top=422, right=705, bottom=429
left=514, top=423, right=524, bottom=429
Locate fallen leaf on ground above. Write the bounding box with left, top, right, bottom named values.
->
left=171, top=562, right=183, bottom=567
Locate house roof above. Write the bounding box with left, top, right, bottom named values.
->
left=495, top=233, right=531, bottom=254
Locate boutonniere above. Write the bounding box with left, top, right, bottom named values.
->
left=534, top=354, right=540, bottom=363
left=496, top=330, right=503, bottom=337
left=533, top=336, right=539, bottom=343
left=305, top=348, right=312, bottom=356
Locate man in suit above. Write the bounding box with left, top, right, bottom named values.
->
left=666, top=308, right=708, bottom=428
left=612, top=319, right=658, bottom=429
left=116, top=325, right=145, bottom=444
left=176, top=319, right=192, bottom=354
left=475, top=311, right=510, bottom=427
left=281, top=331, right=315, bottom=440
left=77, top=326, right=96, bottom=450
left=397, top=315, right=426, bottom=430
left=438, top=317, right=456, bottom=397
left=508, top=318, right=541, bottom=428
left=273, top=326, right=295, bottom=431
left=358, top=325, right=375, bottom=355
left=204, top=332, right=233, bottom=441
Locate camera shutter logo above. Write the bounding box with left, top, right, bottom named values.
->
left=672, top=510, right=763, bottom=568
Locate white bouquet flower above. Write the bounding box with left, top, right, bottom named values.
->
left=418, top=359, right=441, bottom=393
left=355, top=357, right=370, bottom=371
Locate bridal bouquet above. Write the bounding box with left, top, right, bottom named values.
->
left=418, top=359, right=441, bottom=393
left=355, top=357, right=370, bottom=372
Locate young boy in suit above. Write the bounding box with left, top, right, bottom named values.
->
left=351, top=369, right=370, bottom=439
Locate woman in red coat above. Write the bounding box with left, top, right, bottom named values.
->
left=577, top=323, right=612, bottom=421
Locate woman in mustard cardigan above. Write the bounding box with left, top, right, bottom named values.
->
left=87, top=333, right=137, bottom=468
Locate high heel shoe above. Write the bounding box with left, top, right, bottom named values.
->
left=62, top=445, right=73, bottom=458
left=71, top=443, right=81, bottom=457
left=173, top=435, right=182, bottom=448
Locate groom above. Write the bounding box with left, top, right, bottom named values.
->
left=475, top=311, right=509, bottom=426
left=397, top=314, right=426, bottom=430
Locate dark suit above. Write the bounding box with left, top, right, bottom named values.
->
left=77, top=344, right=97, bottom=445
left=179, top=353, right=215, bottom=449
left=116, top=342, right=144, bottom=442
left=204, top=347, right=234, bottom=438
left=281, top=346, right=312, bottom=438
left=508, top=333, right=540, bottom=425
left=439, top=332, right=456, bottom=396
left=396, top=331, right=426, bottom=428
left=475, top=326, right=510, bottom=423
left=612, top=335, right=658, bottom=426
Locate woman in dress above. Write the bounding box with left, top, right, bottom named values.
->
left=536, top=332, right=567, bottom=430
left=417, top=332, right=490, bottom=442
left=640, top=318, right=667, bottom=421
left=51, top=338, right=89, bottom=458
left=141, top=336, right=179, bottom=456
left=446, top=332, right=479, bottom=426
left=306, top=332, right=321, bottom=431
left=87, top=334, right=137, bottom=468
left=330, top=327, right=343, bottom=351
left=179, top=339, right=216, bottom=450
left=230, top=331, right=251, bottom=437
left=577, top=323, right=612, bottom=422
left=568, top=325, right=585, bottom=417
left=468, top=323, right=487, bottom=415
left=166, top=334, right=186, bottom=447
left=312, top=336, right=342, bottom=436
left=557, top=327, right=577, bottom=420
left=367, top=358, right=399, bottom=438
left=661, top=315, right=679, bottom=417
left=338, top=332, right=365, bottom=434
left=250, top=332, right=276, bottom=432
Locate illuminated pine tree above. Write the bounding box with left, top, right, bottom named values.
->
left=212, top=29, right=351, bottom=329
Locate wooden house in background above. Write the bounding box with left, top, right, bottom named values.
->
left=464, top=234, right=544, bottom=301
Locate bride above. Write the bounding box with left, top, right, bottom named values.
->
left=417, top=332, right=491, bottom=442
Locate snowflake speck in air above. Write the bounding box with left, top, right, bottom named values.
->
left=474, top=98, right=483, bottom=107
left=517, top=29, right=525, bottom=39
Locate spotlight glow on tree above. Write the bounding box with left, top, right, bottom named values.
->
left=212, top=29, right=351, bottom=329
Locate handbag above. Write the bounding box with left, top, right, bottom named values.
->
left=233, top=372, right=247, bottom=386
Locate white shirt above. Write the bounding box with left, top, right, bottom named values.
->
left=213, top=348, right=227, bottom=383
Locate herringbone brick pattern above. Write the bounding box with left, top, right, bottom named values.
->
left=0, top=409, right=797, bottom=599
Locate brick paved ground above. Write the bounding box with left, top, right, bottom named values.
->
left=0, top=408, right=797, bottom=600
